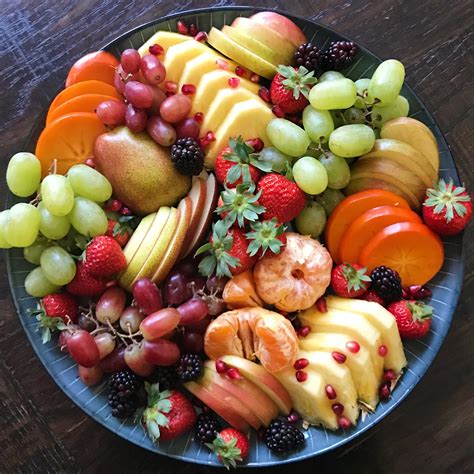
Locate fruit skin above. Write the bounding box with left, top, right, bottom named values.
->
left=108, top=369, right=142, bottom=418
left=208, top=428, right=249, bottom=469
left=176, top=353, right=203, bottom=382
left=257, top=173, right=306, bottom=223
left=264, top=418, right=305, bottom=453
left=41, top=293, right=78, bottom=323
left=387, top=300, right=433, bottom=339
left=65, top=51, right=119, bottom=87
left=370, top=266, right=403, bottom=303
left=362, top=289, right=385, bottom=306
left=294, top=43, right=323, bottom=73
left=195, top=412, right=221, bottom=445
left=66, top=261, right=109, bottom=297
left=85, top=235, right=127, bottom=278
left=170, top=138, right=204, bottom=176
left=322, top=41, right=357, bottom=71
left=331, top=263, right=371, bottom=298
left=422, top=179, right=472, bottom=236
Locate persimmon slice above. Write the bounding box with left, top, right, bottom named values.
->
left=65, top=51, right=119, bottom=87
left=35, top=112, right=107, bottom=177
left=359, top=222, right=444, bottom=286
left=325, top=190, right=410, bottom=264
left=339, top=205, right=422, bottom=264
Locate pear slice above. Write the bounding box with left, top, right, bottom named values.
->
left=326, top=296, right=407, bottom=374
left=299, top=332, right=379, bottom=409
left=121, top=212, right=155, bottom=267
left=138, top=31, right=191, bottom=57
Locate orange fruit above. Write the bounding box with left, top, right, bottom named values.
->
left=65, top=51, right=119, bottom=87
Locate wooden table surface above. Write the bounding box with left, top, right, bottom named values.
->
left=0, top=1, right=472, bottom=472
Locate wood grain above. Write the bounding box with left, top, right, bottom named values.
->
left=0, top=1, right=472, bottom=472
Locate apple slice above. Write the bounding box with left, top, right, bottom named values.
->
left=182, top=173, right=219, bottom=258
left=204, top=361, right=278, bottom=426
left=121, top=212, right=155, bottom=268
left=184, top=380, right=250, bottom=433
left=220, top=355, right=292, bottom=415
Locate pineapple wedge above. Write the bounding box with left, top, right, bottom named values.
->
left=299, top=332, right=379, bottom=409
left=138, top=31, right=191, bottom=57
left=326, top=296, right=407, bottom=374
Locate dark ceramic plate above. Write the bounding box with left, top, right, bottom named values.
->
left=7, top=6, right=464, bottom=468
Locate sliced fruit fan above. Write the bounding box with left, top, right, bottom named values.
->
left=4, top=8, right=468, bottom=468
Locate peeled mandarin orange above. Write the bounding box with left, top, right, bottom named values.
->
left=222, top=269, right=263, bottom=309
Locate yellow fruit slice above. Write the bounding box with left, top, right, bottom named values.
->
left=121, top=212, right=155, bottom=266
left=138, top=31, right=191, bottom=56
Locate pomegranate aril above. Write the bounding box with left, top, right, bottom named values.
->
left=235, top=66, right=247, bottom=77
left=165, top=81, right=178, bottom=93
left=206, top=131, right=216, bottom=142
left=228, top=77, right=240, bottom=88
left=215, top=359, right=228, bottom=374
left=287, top=411, right=299, bottom=423
left=194, top=112, right=204, bottom=123
left=194, top=31, right=208, bottom=42
left=133, top=278, right=163, bottom=315
left=325, top=384, right=337, bottom=399
left=272, top=105, right=285, bottom=118
left=177, top=20, right=189, bottom=35
left=215, top=59, right=229, bottom=70
left=408, top=284, right=432, bottom=299
left=378, top=345, right=388, bottom=357
left=293, top=358, right=309, bottom=370
left=379, top=382, right=391, bottom=400
left=295, top=370, right=308, bottom=382
left=189, top=23, right=198, bottom=36
left=316, top=297, right=328, bottom=313
left=105, top=199, right=122, bottom=212
left=297, top=325, right=311, bottom=338
left=338, top=416, right=352, bottom=429
left=346, top=340, right=360, bottom=353
left=383, top=369, right=397, bottom=382
left=332, top=351, right=346, bottom=364
left=246, top=137, right=264, bottom=152
left=226, top=367, right=242, bottom=380
left=140, top=308, right=181, bottom=341
left=258, top=87, right=271, bottom=103
left=332, top=403, right=344, bottom=416
left=85, top=158, right=96, bottom=168
left=149, top=44, right=164, bottom=56
left=250, top=73, right=260, bottom=83
left=182, top=83, right=196, bottom=95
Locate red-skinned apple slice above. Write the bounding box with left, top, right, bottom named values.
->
left=204, top=361, right=278, bottom=426
left=220, top=355, right=292, bottom=415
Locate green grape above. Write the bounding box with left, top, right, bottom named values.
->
left=318, top=152, right=351, bottom=189
left=295, top=201, right=327, bottom=238
left=6, top=152, right=41, bottom=197
left=40, top=246, right=76, bottom=285
left=354, top=78, right=371, bottom=109
left=0, top=211, right=12, bottom=249
left=293, top=156, right=328, bottom=195
left=302, top=106, right=334, bottom=143
left=315, top=188, right=345, bottom=215
left=41, top=174, right=75, bottom=216
left=25, top=267, right=61, bottom=297
left=24, top=238, right=50, bottom=265
left=371, top=95, right=409, bottom=128
left=258, top=147, right=292, bottom=172
left=303, top=146, right=324, bottom=159
left=329, top=124, right=376, bottom=158
left=342, top=107, right=366, bottom=124
left=38, top=202, right=71, bottom=240
left=267, top=119, right=310, bottom=157
left=330, top=110, right=345, bottom=128
left=309, top=79, right=357, bottom=110
left=318, top=71, right=345, bottom=82
left=5, top=203, right=40, bottom=247
left=69, top=197, right=108, bottom=237
left=67, top=164, right=113, bottom=202
left=367, top=59, right=405, bottom=106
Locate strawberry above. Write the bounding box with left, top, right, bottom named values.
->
left=422, top=178, right=472, bottom=236
left=331, top=263, right=371, bottom=298
left=387, top=300, right=433, bottom=339
left=257, top=173, right=306, bottom=223
left=207, top=428, right=249, bottom=469
left=106, top=219, right=131, bottom=247
left=270, top=65, right=317, bottom=114
left=246, top=218, right=287, bottom=257
left=66, top=261, right=109, bottom=296
left=361, top=289, right=385, bottom=306
left=41, top=293, right=78, bottom=323
left=84, top=235, right=127, bottom=277
left=142, top=384, right=197, bottom=442
left=196, top=220, right=257, bottom=278
left=215, top=136, right=271, bottom=188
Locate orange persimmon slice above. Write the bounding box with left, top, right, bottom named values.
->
left=359, top=222, right=444, bottom=286
left=65, top=51, right=119, bottom=88
left=325, top=190, right=410, bottom=264
left=339, top=205, right=422, bottom=264
left=35, top=112, right=107, bottom=177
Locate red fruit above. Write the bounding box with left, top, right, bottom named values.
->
left=331, top=263, right=371, bottom=298
left=226, top=227, right=258, bottom=275
left=106, top=219, right=131, bottom=247
left=210, top=428, right=249, bottom=469
left=176, top=20, right=189, bottom=35
left=295, top=370, right=308, bottom=382
left=361, top=289, right=385, bottom=305
left=67, top=261, right=109, bottom=297
left=41, top=293, right=78, bottom=323
left=315, top=297, right=328, bottom=313
left=387, top=300, right=433, bottom=339
left=67, top=329, right=100, bottom=368
left=293, top=358, right=309, bottom=370
left=269, top=65, right=317, bottom=114
left=84, top=235, right=127, bottom=277
left=142, top=388, right=197, bottom=442
left=422, top=178, right=472, bottom=236
left=257, top=173, right=307, bottom=223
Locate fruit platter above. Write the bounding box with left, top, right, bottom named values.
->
left=5, top=6, right=469, bottom=468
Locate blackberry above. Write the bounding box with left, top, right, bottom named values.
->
left=323, top=41, right=357, bottom=71
left=265, top=418, right=305, bottom=454
left=108, top=369, right=142, bottom=418
left=370, top=266, right=403, bottom=303
left=147, top=366, right=177, bottom=390
left=170, top=138, right=204, bottom=176
left=177, top=353, right=203, bottom=383
left=294, top=43, right=323, bottom=73
left=195, top=412, right=221, bottom=444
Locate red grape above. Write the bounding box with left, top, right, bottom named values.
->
left=182, top=332, right=204, bottom=353
left=125, top=104, right=148, bottom=133
left=114, top=64, right=139, bottom=94
left=99, top=345, right=127, bottom=373
left=159, top=94, right=192, bottom=123
left=188, top=276, right=207, bottom=293
left=94, top=332, right=116, bottom=359
left=77, top=313, right=96, bottom=332
left=140, top=308, right=180, bottom=341
left=177, top=298, right=209, bottom=325
left=124, top=342, right=154, bottom=376
left=147, top=86, right=167, bottom=116
left=140, top=54, right=166, bottom=86
left=121, top=49, right=141, bottom=74
left=186, top=316, right=211, bottom=335
left=173, top=258, right=198, bottom=277
left=96, top=100, right=127, bottom=126
left=133, top=278, right=163, bottom=315
left=143, top=338, right=181, bottom=366
left=78, top=365, right=103, bottom=386
left=146, top=116, right=176, bottom=146
left=163, top=272, right=193, bottom=306
left=206, top=297, right=227, bottom=316
left=67, top=330, right=100, bottom=368
left=58, top=324, right=79, bottom=351
left=119, top=306, right=143, bottom=333
left=206, top=275, right=229, bottom=294
left=95, top=287, right=127, bottom=324
left=123, top=80, right=154, bottom=108
left=175, top=118, right=200, bottom=140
